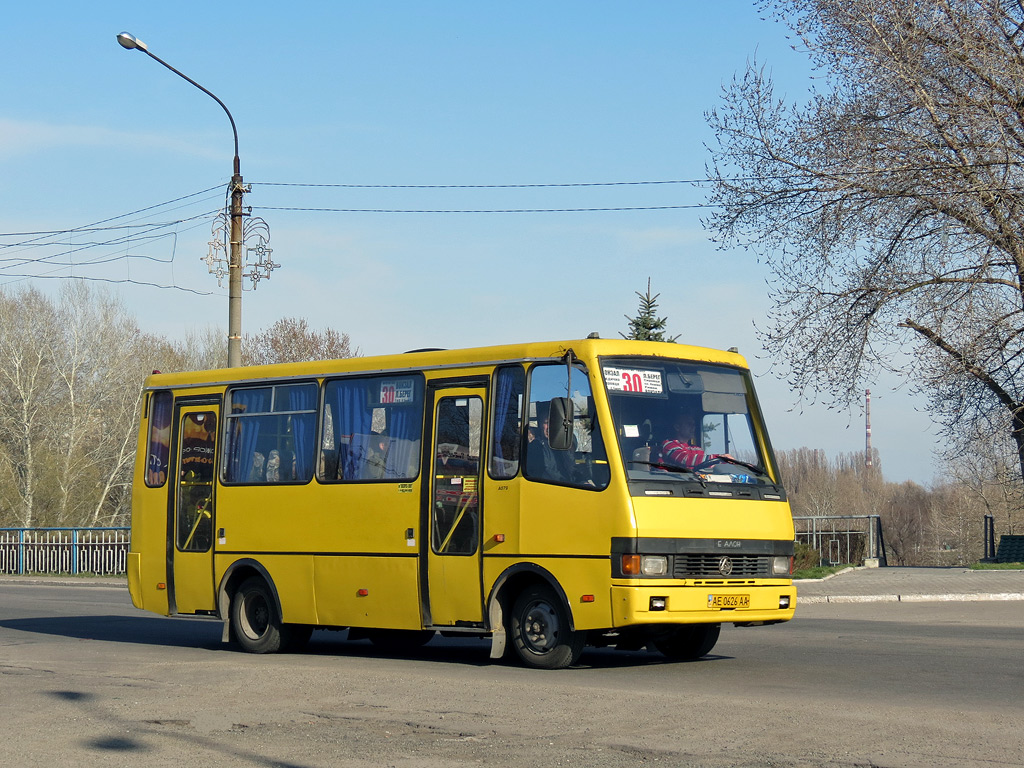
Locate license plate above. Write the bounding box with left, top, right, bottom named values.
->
left=707, top=593, right=750, bottom=609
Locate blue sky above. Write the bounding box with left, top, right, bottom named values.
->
left=0, top=2, right=938, bottom=483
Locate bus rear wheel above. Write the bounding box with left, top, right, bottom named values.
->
left=651, top=624, right=720, bottom=660
left=231, top=576, right=295, bottom=654
left=509, top=585, right=584, bottom=670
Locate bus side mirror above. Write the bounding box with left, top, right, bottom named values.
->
left=548, top=397, right=574, bottom=450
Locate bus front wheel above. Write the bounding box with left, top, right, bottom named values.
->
left=509, top=585, right=585, bottom=670
left=231, top=576, right=294, bottom=654
left=651, top=624, right=720, bottom=660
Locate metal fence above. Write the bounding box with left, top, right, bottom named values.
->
left=793, top=515, right=888, bottom=567
left=0, top=528, right=130, bottom=576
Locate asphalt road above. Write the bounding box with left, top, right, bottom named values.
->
left=1, top=581, right=1021, bottom=768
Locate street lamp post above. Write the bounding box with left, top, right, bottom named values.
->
left=116, top=32, right=245, bottom=368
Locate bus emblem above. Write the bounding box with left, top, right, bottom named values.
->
left=718, top=557, right=734, bottom=576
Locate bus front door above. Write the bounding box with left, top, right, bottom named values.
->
left=169, top=404, right=218, bottom=614
left=425, top=387, right=485, bottom=626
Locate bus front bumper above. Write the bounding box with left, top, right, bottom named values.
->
left=611, top=583, right=797, bottom=627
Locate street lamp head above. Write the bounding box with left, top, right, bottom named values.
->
left=116, top=32, right=147, bottom=52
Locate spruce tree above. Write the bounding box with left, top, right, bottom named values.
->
left=621, top=278, right=679, bottom=342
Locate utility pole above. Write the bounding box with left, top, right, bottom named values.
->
left=228, top=157, right=244, bottom=367
left=865, top=388, right=873, bottom=468
left=117, top=32, right=273, bottom=368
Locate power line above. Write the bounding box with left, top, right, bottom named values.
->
left=0, top=272, right=215, bottom=295
left=0, top=186, right=223, bottom=241
left=251, top=161, right=1024, bottom=191
left=255, top=204, right=709, bottom=214
left=0, top=213, right=218, bottom=267
left=0, top=186, right=224, bottom=296
left=253, top=179, right=709, bottom=189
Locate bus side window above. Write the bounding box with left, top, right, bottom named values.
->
left=222, top=383, right=317, bottom=484
left=145, top=391, right=173, bottom=488
left=320, top=375, right=424, bottom=482
left=524, top=364, right=610, bottom=490
left=490, top=366, right=525, bottom=479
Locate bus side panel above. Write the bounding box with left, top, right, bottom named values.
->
left=313, top=555, right=422, bottom=629
left=129, top=459, right=170, bottom=615
left=215, top=483, right=421, bottom=627
left=216, top=484, right=419, bottom=557
left=517, top=481, right=634, bottom=557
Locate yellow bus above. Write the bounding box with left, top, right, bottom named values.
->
left=128, top=338, right=795, bottom=669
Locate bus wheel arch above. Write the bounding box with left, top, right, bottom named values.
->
left=487, top=564, right=583, bottom=669
left=219, top=560, right=306, bottom=653
left=218, top=559, right=281, bottom=623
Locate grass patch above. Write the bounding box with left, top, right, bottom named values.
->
left=793, top=564, right=855, bottom=580
left=970, top=561, right=1024, bottom=570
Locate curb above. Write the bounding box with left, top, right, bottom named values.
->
left=799, top=592, right=1024, bottom=604
left=0, top=576, right=127, bottom=588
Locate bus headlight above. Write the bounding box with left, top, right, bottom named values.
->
left=772, top=556, right=792, bottom=576
left=641, top=556, right=669, bottom=576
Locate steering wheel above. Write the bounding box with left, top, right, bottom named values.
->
left=695, top=455, right=722, bottom=471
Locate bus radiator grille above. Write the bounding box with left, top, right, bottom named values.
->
left=674, top=554, right=769, bottom=578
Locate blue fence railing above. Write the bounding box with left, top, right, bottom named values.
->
left=0, top=527, right=130, bottom=576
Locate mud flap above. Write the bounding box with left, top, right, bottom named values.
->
left=488, top=597, right=506, bottom=659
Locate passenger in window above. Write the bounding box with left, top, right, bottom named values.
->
left=365, top=432, right=390, bottom=479
left=265, top=449, right=280, bottom=482
left=249, top=451, right=266, bottom=482
left=526, top=411, right=572, bottom=482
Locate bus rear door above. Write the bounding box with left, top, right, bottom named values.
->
left=169, top=402, right=219, bottom=614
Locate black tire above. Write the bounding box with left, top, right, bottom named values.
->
left=231, top=576, right=294, bottom=654
left=509, top=585, right=585, bottom=670
left=651, top=624, right=721, bottom=660
left=366, top=629, right=435, bottom=652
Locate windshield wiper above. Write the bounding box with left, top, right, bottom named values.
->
left=706, top=456, right=768, bottom=476
left=634, top=456, right=768, bottom=480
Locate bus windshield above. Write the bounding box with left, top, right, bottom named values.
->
left=602, top=358, right=774, bottom=486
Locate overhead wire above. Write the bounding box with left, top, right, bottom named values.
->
left=0, top=185, right=225, bottom=294
left=6, top=164, right=1024, bottom=289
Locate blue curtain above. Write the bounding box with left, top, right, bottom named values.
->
left=385, top=402, right=422, bottom=478
left=227, top=388, right=271, bottom=482
left=331, top=381, right=373, bottom=480
left=492, top=367, right=523, bottom=471
left=288, top=383, right=317, bottom=480
left=323, top=377, right=424, bottom=481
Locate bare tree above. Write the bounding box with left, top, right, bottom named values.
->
left=706, top=0, right=1024, bottom=482
left=47, top=284, right=145, bottom=525
left=777, top=447, right=841, bottom=516
left=0, top=285, right=176, bottom=528
left=242, top=317, right=357, bottom=366
left=0, top=288, right=62, bottom=527
left=949, top=435, right=1022, bottom=535
left=881, top=481, right=932, bottom=565
left=149, top=326, right=227, bottom=374
left=930, top=481, right=986, bottom=564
